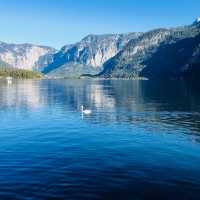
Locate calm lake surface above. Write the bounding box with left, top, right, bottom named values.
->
left=0, top=79, right=200, bottom=200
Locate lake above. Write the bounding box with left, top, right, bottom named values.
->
left=0, top=79, right=200, bottom=200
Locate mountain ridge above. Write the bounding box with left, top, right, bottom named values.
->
left=0, top=18, right=200, bottom=79
left=42, top=33, right=142, bottom=78
left=96, top=20, right=200, bottom=79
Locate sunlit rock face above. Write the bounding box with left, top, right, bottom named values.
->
left=99, top=29, right=171, bottom=78
left=43, top=33, right=142, bottom=78
left=0, top=42, right=56, bottom=71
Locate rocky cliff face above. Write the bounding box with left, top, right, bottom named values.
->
left=98, top=20, right=200, bottom=79
left=98, top=29, right=171, bottom=78
left=0, top=42, right=56, bottom=71
left=43, top=33, right=142, bottom=78
left=141, top=30, right=200, bottom=79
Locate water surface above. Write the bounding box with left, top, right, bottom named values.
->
left=0, top=79, right=200, bottom=200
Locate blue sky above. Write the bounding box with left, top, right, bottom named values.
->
left=0, top=0, right=200, bottom=49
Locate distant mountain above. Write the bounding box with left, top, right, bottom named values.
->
left=0, top=42, right=56, bottom=71
left=97, top=19, right=200, bottom=79
left=1, top=18, right=200, bottom=80
left=43, top=33, right=141, bottom=78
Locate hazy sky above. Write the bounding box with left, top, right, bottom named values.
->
left=0, top=0, right=200, bottom=48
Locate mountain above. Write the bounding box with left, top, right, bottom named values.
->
left=1, top=18, right=200, bottom=80
left=97, top=19, right=200, bottom=79
left=0, top=42, right=56, bottom=71
left=43, top=33, right=142, bottom=78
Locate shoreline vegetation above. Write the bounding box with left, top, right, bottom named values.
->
left=0, top=68, right=43, bottom=79
left=0, top=67, right=194, bottom=81
left=0, top=67, right=195, bottom=81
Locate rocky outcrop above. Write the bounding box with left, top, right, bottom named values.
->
left=0, top=42, right=56, bottom=71
left=98, top=29, right=171, bottom=78
left=43, top=33, right=141, bottom=78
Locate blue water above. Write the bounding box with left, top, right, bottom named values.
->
left=0, top=79, right=200, bottom=200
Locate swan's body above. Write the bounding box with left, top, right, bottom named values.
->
left=81, top=105, right=92, bottom=115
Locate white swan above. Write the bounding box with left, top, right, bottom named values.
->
left=81, top=105, right=92, bottom=115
